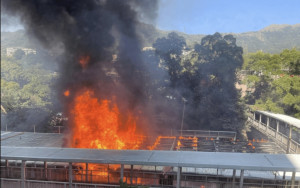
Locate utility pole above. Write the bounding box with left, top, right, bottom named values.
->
left=180, top=97, right=187, bottom=137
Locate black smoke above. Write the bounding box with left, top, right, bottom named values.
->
left=153, top=32, right=247, bottom=134
left=2, top=0, right=158, bottom=133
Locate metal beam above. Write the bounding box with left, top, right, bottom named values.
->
left=69, top=162, right=72, bottom=188
left=259, top=114, right=262, bottom=124
left=5, top=160, right=9, bottom=178
left=86, top=163, right=88, bottom=182
left=21, top=160, right=26, bottom=188
left=287, top=124, right=292, bottom=154
left=232, top=169, right=236, bottom=187
left=266, top=117, right=269, bottom=132
left=120, top=164, right=124, bottom=183
left=44, top=161, right=47, bottom=179
left=291, top=171, right=295, bottom=188
left=276, top=121, right=279, bottom=138
left=177, top=167, right=182, bottom=188
left=107, top=164, right=110, bottom=184
left=130, top=165, right=133, bottom=185
left=239, top=169, right=244, bottom=188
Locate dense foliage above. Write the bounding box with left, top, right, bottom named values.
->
left=1, top=52, right=57, bottom=131
left=243, top=49, right=300, bottom=118
left=153, top=32, right=246, bottom=132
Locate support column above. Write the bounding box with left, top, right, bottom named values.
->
left=5, top=160, right=9, bottom=178
left=69, top=162, right=72, bottom=188
left=291, top=172, right=295, bottom=188
left=85, top=163, right=88, bottom=182
left=275, top=121, right=279, bottom=138
left=287, top=125, right=292, bottom=154
left=177, top=167, right=182, bottom=188
left=120, top=164, right=124, bottom=183
left=266, top=117, right=269, bottom=132
left=44, top=161, right=47, bottom=180
left=259, top=114, right=262, bottom=123
left=21, top=160, right=26, bottom=188
left=130, top=165, right=133, bottom=185
left=232, top=169, right=236, bottom=188
left=107, top=164, right=110, bottom=184
left=239, top=169, right=244, bottom=188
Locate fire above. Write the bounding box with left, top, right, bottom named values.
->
left=64, top=90, right=70, bottom=97
left=252, top=138, right=268, bottom=143
left=148, top=136, right=176, bottom=150
left=177, top=140, right=182, bottom=149
left=79, top=56, right=90, bottom=69
left=178, top=136, right=198, bottom=147
left=70, top=89, right=144, bottom=150
left=247, top=141, right=256, bottom=149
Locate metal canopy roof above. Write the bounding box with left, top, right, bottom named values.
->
left=256, top=111, right=300, bottom=129
left=1, top=146, right=300, bottom=172
left=1, top=131, right=64, bottom=147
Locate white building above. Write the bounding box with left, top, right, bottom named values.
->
left=6, top=47, right=37, bottom=57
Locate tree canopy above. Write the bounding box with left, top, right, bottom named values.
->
left=243, top=49, right=300, bottom=118
left=1, top=54, right=57, bottom=131
left=153, top=32, right=246, bottom=132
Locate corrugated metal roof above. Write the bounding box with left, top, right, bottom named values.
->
left=1, top=146, right=300, bottom=172
left=256, top=111, right=300, bottom=129
left=1, top=131, right=64, bottom=147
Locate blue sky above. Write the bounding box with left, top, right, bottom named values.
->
left=156, top=0, right=300, bottom=34
left=2, top=0, right=300, bottom=34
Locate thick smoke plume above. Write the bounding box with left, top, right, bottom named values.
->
left=2, top=0, right=158, bottom=134
left=153, top=32, right=246, bottom=134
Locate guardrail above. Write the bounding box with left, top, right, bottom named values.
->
left=248, top=116, right=300, bottom=154
left=0, top=178, right=120, bottom=188
left=175, top=130, right=237, bottom=140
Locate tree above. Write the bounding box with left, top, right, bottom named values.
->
left=153, top=32, right=186, bottom=88
left=191, top=33, right=245, bottom=131
left=153, top=33, right=246, bottom=133
left=242, top=49, right=300, bottom=118
left=1, top=56, right=56, bottom=132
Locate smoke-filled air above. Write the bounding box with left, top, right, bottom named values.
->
left=1, top=0, right=247, bottom=149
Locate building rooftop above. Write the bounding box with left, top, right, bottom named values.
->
left=1, top=146, right=300, bottom=172
left=1, top=131, right=64, bottom=147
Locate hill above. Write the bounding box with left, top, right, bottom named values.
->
left=137, top=23, right=300, bottom=54
left=2, top=24, right=300, bottom=54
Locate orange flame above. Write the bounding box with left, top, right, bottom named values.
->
left=177, top=136, right=198, bottom=148
left=148, top=136, right=176, bottom=150
left=177, top=140, right=182, bottom=148
left=79, top=56, right=90, bottom=69
left=64, top=90, right=70, bottom=97
left=70, top=89, right=144, bottom=150
left=252, top=138, right=268, bottom=143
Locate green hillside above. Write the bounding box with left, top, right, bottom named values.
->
left=137, top=23, right=300, bottom=54
left=2, top=24, right=300, bottom=54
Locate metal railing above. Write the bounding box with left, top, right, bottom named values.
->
left=175, top=130, right=237, bottom=140
left=1, top=178, right=120, bottom=188
left=248, top=116, right=300, bottom=154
